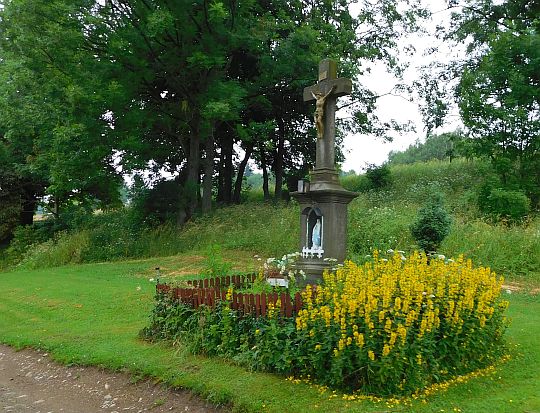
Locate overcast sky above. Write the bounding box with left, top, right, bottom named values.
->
left=341, top=0, right=463, bottom=172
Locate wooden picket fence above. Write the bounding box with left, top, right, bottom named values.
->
left=184, top=273, right=257, bottom=289
left=156, top=275, right=304, bottom=318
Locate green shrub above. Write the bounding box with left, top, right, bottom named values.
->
left=202, top=244, right=233, bottom=277
left=410, top=193, right=452, bottom=253
left=479, top=187, right=530, bottom=222
left=365, top=163, right=392, bottom=189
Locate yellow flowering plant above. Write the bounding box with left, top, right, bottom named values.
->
left=295, top=250, right=509, bottom=394
left=143, top=250, right=509, bottom=396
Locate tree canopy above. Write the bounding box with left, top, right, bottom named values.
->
left=420, top=0, right=539, bottom=206
left=0, top=0, right=429, bottom=238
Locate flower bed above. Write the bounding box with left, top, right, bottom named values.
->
left=142, top=251, right=508, bottom=396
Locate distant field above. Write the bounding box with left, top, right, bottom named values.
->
left=0, top=255, right=539, bottom=413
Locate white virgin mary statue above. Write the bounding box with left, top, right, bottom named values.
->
left=311, top=219, right=322, bottom=249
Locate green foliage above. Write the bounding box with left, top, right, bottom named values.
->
left=202, top=244, right=233, bottom=277
left=442, top=219, right=540, bottom=283
left=0, top=0, right=430, bottom=216
left=348, top=201, right=416, bottom=256
left=5, top=203, right=298, bottom=269
left=410, top=193, right=452, bottom=253
left=478, top=184, right=531, bottom=223
left=388, top=132, right=465, bottom=165
left=365, top=163, right=392, bottom=190
left=129, top=178, right=184, bottom=227
left=340, top=174, right=371, bottom=193
left=422, top=0, right=540, bottom=206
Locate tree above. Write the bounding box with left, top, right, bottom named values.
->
left=0, top=0, right=431, bottom=230
left=388, top=131, right=466, bottom=164
left=0, top=0, right=123, bottom=222
left=420, top=0, right=540, bottom=207
left=411, top=193, right=452, bottom=253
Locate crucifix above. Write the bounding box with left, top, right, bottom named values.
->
left=293, top=59, right=358, bottom=284
left=303, top=59, right=352, bottom=170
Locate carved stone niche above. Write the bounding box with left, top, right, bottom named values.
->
left=303, top=207, right=324, bottom=258
left=292, top=189, right=358, bottom=284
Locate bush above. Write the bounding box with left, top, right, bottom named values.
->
left=143, top=252, right=509, bottom=396
left=479, top=186, right=530, bottom=222
left=411, top=193, right=452, bottom=252
left=365, top=163, right=392, bottom=190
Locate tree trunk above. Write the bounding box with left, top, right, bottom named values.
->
left=179, top=121, right=200, bottom=225
left=202, top=125, right=214, bottom=213
left=232, top=142, right=253, bottom=203
left=221, top=128, right=234, bottom=204
left=274, top=118, right=286, bottom=200
left=261, top=149, right=270, bottom=201
left=19, top=186, right=36, bottom=226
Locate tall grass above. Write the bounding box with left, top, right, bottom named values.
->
left=13, top=203, right=298, bottom=270
left=5, top=159, right=539, bottom=284
left=443, top=218, right=540, bottom=283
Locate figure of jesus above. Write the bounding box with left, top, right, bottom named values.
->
left=311, top=86, right=335, bottom=139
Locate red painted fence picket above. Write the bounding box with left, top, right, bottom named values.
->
left=156, top=279, right=306, bottom=319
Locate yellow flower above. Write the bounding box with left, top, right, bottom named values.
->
left=225, top=286, right=233, bottom=301
left=382, top=344, right=391, bottom=357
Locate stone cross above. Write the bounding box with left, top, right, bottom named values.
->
left=303, top=59, right=352, bottom=170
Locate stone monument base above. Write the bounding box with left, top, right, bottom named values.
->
left=294, top=258, right=333, bottom=285
left=291, top=180, right=358, bottom=285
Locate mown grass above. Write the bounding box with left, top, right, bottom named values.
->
left=0, top=255, right=538, bottom=412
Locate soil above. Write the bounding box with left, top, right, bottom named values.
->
left=0, top=345, right=227, bottom=413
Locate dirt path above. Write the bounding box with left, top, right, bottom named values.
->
left=0, top=345, right=226, bottom=413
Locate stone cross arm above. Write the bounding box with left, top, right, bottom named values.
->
left=303, top=77, right=352, bottom=102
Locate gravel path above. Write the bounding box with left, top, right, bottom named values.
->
left=0, top=345, right=226, bottom=413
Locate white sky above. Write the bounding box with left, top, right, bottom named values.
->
left=341, top=0, right=463, bottom=172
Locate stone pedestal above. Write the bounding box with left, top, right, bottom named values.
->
left=291, top=175, right=357, bottom=283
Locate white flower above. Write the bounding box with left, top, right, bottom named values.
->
left=387, top=249, right=394, bottom=254
left=149, top=278, right=155, bottom=282
left=437, top=254, right=446, bottom=260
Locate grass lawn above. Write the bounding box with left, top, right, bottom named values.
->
left=0, top=253, right=538, bottom=413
